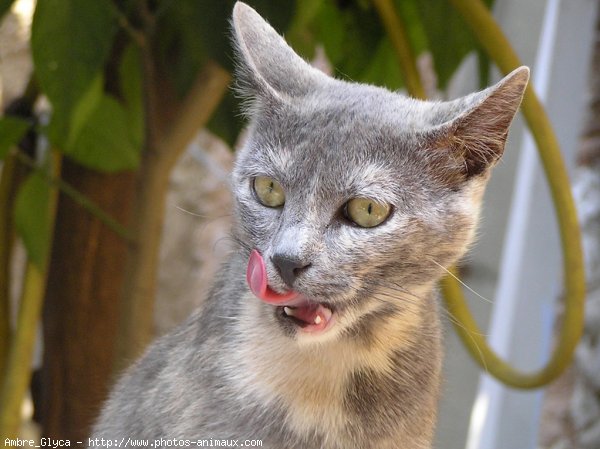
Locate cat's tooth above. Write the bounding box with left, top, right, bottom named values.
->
left=283, top=306, right=295, bottom=317
left=322, top=307, right=333, bottom=322
left=314, top=315, right=322, bottom=325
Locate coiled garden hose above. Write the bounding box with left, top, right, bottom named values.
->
left=374, top=0, right=586, bottom=388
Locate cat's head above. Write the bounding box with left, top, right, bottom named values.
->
left=230, top=2, right=528, bottom=343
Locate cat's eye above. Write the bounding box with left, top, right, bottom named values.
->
left=253, top=176, right=285, bottom=207
left=344, top=198, right=391, bottom=228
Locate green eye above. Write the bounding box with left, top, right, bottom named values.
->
left=253, top=176, right=285, bottom=207
left=344, top=198, right=391, bottom=228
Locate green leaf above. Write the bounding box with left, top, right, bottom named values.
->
left=395, top=0, right=428, bottom=56
left=14, top=172, right=51, bottom=268
left=477, top=47, right=492, bottom=89
left=64, top=94, right=141, bottom=172
left=287, top=0, right=323, bottom=58
left=0, top=116, right=29, bottom=160
left=314, top=0, right=345, bottom=65
left=155, top=1, right=211, bottom=97
left=157, top=0, right=296, bottom=97
left=361, top=39, right=403, bottom=91
left=0, top=0, right=15, bottom=22
left=31, top=0, right=118, bottom=142
left=332, top=4, right=385, bottom=81
left=65, top=74, right=103, bottom=150
left=410, top=0, right=494, bottom=89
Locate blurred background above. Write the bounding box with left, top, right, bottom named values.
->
left=0, top=0, right=598, bottom=448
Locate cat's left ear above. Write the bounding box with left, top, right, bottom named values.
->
left=433, top=67, right=530, bottom=179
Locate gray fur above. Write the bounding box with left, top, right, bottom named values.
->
left=91, top=3, right=528, bottom=448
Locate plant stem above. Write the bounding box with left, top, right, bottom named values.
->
left=0, top=76, right=39, bottom=391
left=13, top=150, right=134, bottom=242
left=443, top=0, right=585, bottom=388
left=0, top=152, right=60, bottom=439
left=115, top=61, right=230, bottom=368
left=159, top=61, right=232, bottom=173
left=371, top=0, right=426, bottom=99
left=0, top=153, right=17, bottom=388
left=107, top=1, right=146, bottom=47
left=0, top=263, right=45, bottom=440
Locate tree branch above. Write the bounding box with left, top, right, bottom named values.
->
left=115, top=61, right=230, bottom=368
left=371, top=0, right=426, bottom=100
left=159, top=61, right=231, bottom=170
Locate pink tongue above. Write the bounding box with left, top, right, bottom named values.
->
left=247, top=249, right=298, bottom=303
left=247, top=250, right=268, bottom=299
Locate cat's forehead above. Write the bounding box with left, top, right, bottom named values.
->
left=290, top=81, right=436, bottom=132
left=252, top=81, right=434, bottom=154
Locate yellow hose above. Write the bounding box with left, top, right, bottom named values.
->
left=375, top=0, right=586, bottom=388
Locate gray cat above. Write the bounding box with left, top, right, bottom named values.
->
left=91, top=3, right=528, bottom=448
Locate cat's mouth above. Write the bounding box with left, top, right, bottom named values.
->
left=246, top=249, right=336, bottom=334
left=276, top=300, right=335, bottom=333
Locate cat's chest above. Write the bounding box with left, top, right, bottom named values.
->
left=227, top=304, right=422, bottom=442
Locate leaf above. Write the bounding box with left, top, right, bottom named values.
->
left=65, top=74, right=103, bottom=150
left=64, top=94, right=142, bottom=172
left=477, top=47, right=492, bottom=89
left=157, top=0, right=296, bottom=97
left=361, top=39, right=403, bottom=91
left=323, top=4, right=385, bottom=82
left=410, top=0, right=495, bottom=89
left=0, top=116, right=29, bottom=160
left=31, top=0, right=118, bottom=141
left=0, top=0, right=15, bottom=22
left=14, top=172, right=51, bottom=268
left=286, top=0, right=323, bottom=57
left=155, top=1, right=211, bottom=97
left=395, top=0, right=428, bottom=56
left=314, top=0, right=345, bottom=65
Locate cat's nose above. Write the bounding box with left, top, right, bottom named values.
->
left=271, top=254, right=311, bottom=288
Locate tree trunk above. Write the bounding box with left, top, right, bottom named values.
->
left=40, top=160, right=135, bottom=443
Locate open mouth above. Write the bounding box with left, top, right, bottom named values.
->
left=276, top=300, right=334, bottom=332
left=247, top=249, right=335, bottom=333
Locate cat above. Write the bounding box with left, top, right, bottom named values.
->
left=90, top=3, right=529, bottom=448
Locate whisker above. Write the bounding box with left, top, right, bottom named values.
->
left=430, top=259, right=494, bottom=305
left=174, top=205, right=207, bottom=218
left=174, top=204, right=232, bottom=222
left=215, top=315, right=242, bottom=321
left=367, top=279, right=489, bottom=338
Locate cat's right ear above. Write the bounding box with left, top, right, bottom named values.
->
left=429, top=67, right=529, bottom=183
left=231, top=2, right=327, bottom=107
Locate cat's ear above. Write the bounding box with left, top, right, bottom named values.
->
left=432, top=66, right=529, bottom=179
left=231, top=2, right=327, bottom=103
